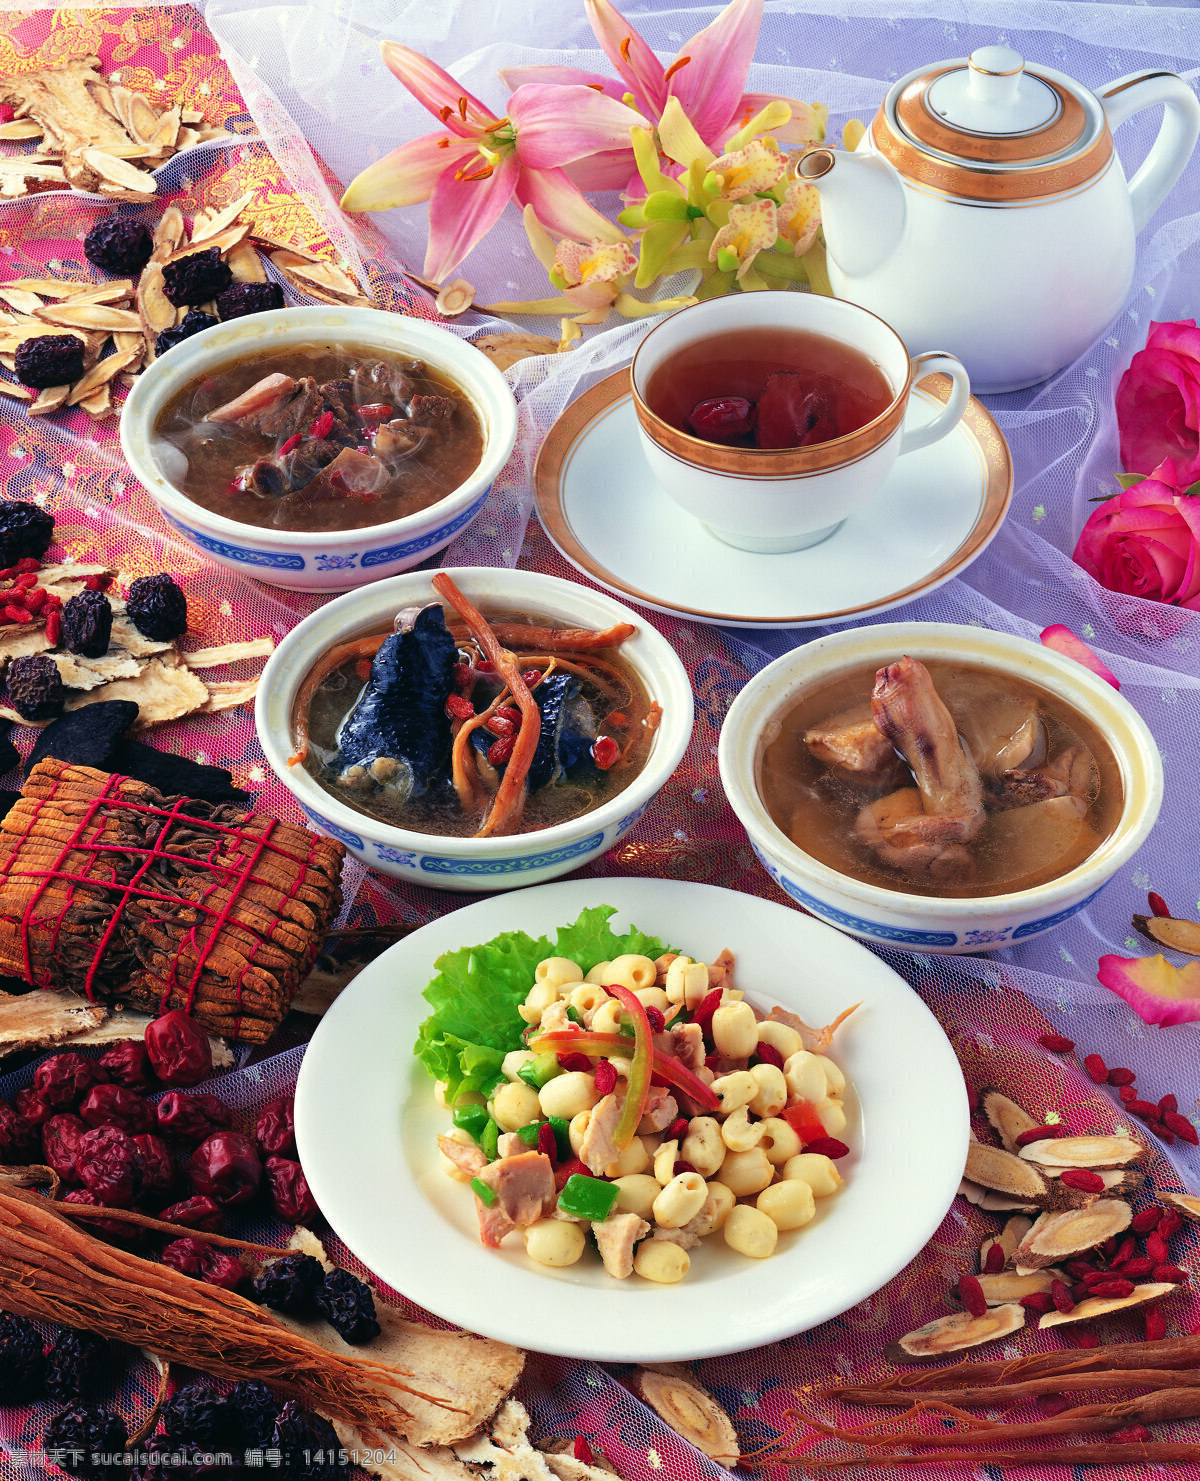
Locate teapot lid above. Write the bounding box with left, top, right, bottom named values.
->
left=873, top=49, right=1112, bottom=202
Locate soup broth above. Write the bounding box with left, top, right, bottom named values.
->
left=298, top=604, right=658, bottom=838
left=643, top=326, right=893, bottom=449
left=154, top=343, right=484, bottom=533
left=758, top=659, right=1123, bottom=899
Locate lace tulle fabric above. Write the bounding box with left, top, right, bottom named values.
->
left=0, top=3, right=1197, bottom=1478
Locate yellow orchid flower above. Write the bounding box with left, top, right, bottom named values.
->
left=704, top=139, right=786, bottom=199
left=708, top=198, right=778, bottom=280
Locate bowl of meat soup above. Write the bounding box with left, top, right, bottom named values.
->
left=256, top=568, right=694, bottom=888
left=718, top=623, right=1162, bottom=953
left=120, top=307, right=517, bottom=592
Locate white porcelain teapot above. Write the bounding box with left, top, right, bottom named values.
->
left=798, top=48, right=1200, bottom=393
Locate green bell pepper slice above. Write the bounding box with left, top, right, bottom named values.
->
left=558, top=1173, right=619, bottom=1222
left=479, top=1117, right=500, bottom=1162
left=452, top=1104, right=491, bottom=1142
left=517, top=1052, right=562, bottom=1090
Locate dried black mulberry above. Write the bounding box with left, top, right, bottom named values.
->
left=314, top=1268, right=380, bottom=1345
left=83, top=216, right=154, bottom=276
left=162, top=247, right=233, bottom=307
left=272, top=1401, right=346, bottom=1480
left=45, top=1329, right=106, bottom=1402
left=156, top=310, right=218, bottom=357
left=14, top=334, right=85, bottom=390
left=0, top=1311, right=45, bottom=1404
left=250, top=1251, right=324, bottom=1315
left=44, top=1405, right=127, bottom=1476
left=61, top=589, right=113, bottom=659
left=0, top=499, right=54, bottom=566
left=215, top=282, right=285, bottom=320
left=126, top=573, right=188, bottom=641
left=6, top=653, right=66, bottom=721
left=224, top=1380, right=280, bottom=1448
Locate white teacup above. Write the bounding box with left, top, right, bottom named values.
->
left=630, top=291, right=970, bottom=553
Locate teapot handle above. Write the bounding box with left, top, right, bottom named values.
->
left=1101, top=70, right=1200, bottom=234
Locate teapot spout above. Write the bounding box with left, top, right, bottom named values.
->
left=797, top=148, right=905, bottom=279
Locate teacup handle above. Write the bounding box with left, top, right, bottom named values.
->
left=899, top=351, right=971, bottom=456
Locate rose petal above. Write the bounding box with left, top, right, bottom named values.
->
left=1039, top=625, right=1120, bottom=689
left=1098, top=953, right=1200, bottom=1027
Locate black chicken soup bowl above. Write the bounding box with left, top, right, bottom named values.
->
left=256, top=568, right=694, bottom=888
left=717, top=623, right=1163, bottom=953
left=120, top=307, right=518, bottom=593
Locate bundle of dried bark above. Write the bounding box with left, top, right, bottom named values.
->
left=0, top=760, right=343, bottom=1041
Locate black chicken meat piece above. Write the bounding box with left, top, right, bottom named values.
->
left=331, top=603, right=456, bottom=801
left=527, top=673, right=598, bottom=791
left=235, top=438, right=346, bottom=501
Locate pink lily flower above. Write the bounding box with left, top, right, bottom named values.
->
left=341, top=43, right=646, bottom=282
left=501, top=0, right=826, bottom=190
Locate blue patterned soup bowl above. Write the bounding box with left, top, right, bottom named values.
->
left=120, top=306, right=517, bottom=593
left=717, top=622, right=1163, bottom=954
left=256, top=567, right=694, bottom=888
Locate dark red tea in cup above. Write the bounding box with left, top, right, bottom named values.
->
left=643, top=326, right=894, bottom=450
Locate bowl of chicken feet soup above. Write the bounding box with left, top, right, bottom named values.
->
left=256, top=566, right=694, bottom=888
left=121, top=307, right=517, bottom=592
left=718, top=622, right=1162, bottom=953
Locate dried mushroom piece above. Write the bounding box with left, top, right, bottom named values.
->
left=1011, top=1200, right=1133, bottom=1271
left=966, top=1270, right=1064, bottom=1305
left=980, top=1089, right=1038, bottom=1153
left=1039, top=1282, right=1179, bottom=1328
left=1019, top=1135, right=1146, bottom=1169
left=1134, top=914, right=1200, bottom=957
left=885, top=1303, right=1026, bottom=1362
left=1158, top=1191, right=1200, bottom=1223
left=965, top=1141, right=1051, bottom=1203
left=630, top=1367, right=739, bottom=1462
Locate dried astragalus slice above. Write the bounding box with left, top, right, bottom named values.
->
left=80, top=148, right=157, bottom=196
left=969, top=1270, right=1064, bottom=1306
left=0, top=383, right=33, bottom=401
left=151, top=205, right=187, bottom=263
left=474, top=332, right=561, bottom=370
left=227, top=243, right=268, bottom=284
left=0, top=288, right=48, bottom=316
left=630, top=1368, right=739, bottom=1462
left=980, top=1214, right=1032, bottom=1268
left=182, top=637, right=276, bottom=667
left=885, top=1303, right=1026, bottom=1362
left=1039, top=1282, right=1179, bottom=1328
left=1019, top=1135, right=1146, bottom=1169
left=66, top=346, right=141, bottom=405
left=35, top=302, right=141, bottom=333
left=965, top=1141, right=1051, bottom=1202
left=28, top=385, right=71, bottom=415
left=1012, top=1200, right=1133, bottom=1271
left=191, top=191, right=255, bottom=245
left=980, top=1089, right=1038, bottom=1153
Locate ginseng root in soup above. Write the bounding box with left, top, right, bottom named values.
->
left=153, top=344, right=483, bottom=532
left=644, top=327, right=893, bottom=449
left=758, top=656, right=1123, bottom=899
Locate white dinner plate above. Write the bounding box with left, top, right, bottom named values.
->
left=534, top=369, right=1012, bottom=628
left=294, top=877, right=969, bottom=1362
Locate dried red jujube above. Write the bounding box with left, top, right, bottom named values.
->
left=144, top=1010, right=212, bottom=1087
left=13, top=1087, right=54, bottom=1128
left=34, top=1052, right=106, bottom=1111
left=42, top=1113, right=86, bottom=1184
left=79, top=1084, right=156, bottom=1136
left=264, top=1157, right=319, bottom=1224
left=132, top=1134, right=177, bottom=1201
left=97, top=1041, right=157, bottom=1093
left=255, top=1097, right=296, bottom=1158
left=156, top=1091, right=232, bottom=1144
left=0, top=1102, right=40, bottom=1163
left=161, top=1236, right=245, bottom=1290
left=201, top=1249, right=247, bottom=1291
left=189, top=1132, right=262, bottom=1207
left=158, top=1195, right=224, bottom=1235
left=75, top=1125, right=140, bottom=1207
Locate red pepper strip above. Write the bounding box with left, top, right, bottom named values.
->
left=530, top=1030, right=721, bottom=1113
left=782, top=1101, right=827, bottom=1145
left=608, top=985, right=653, bottom=1152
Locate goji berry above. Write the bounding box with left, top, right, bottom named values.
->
left=1146, top=1232, right=1169, bottom=1263
left=592, top=735, right=619, bottom=770
left=23, top=587, right=44, bottom=613
left=594, top=1059, right=617, bottom=1097
left=804, top=1136, right=849, bottom=1160
left=475, top=660, right=494, bottom=672
left=522, top=670, right=542, bottom=688
left=1060, top=1169, right=1105, bottom=1192
left=308, top=411, right=335, bottom=440
left=556, top=1053, right=591, bottom=1073
left=487, top=735, right=515, bottom=766
left=1132, top=1208, right=1166, bottom=1234
left=1107, top=1067, right=1136, bottom=1086
left=1015, top=1123, right=1064, bottom=1146
left=42, top=591, right=60, bottom=608
left=0, top=105, right=13, bottom=124
left=1159, top=1211, right=1184, bottom=1239
left=445, top=693, right=475, bottom=720
left=453, top=662, right=474, bottom=691
left=1113, top=1256, right=1156, bottom=1279
left=1051, top=1279, right=1075, bottom=1314
left=486, top=715, right=516, bottom=737
left=1088, top=1277, right=1134, bottom=1299
left=278, top=434, right=302, bottom=456
left=355, top=403, right=393, bottom=423
left=755, top=1042, right=785, bottom=1070
left=958, top=1274, right=987, bottom=1318
left=1125, top=1099, right=1160, bottom=1119
left=1103, top=1236, right=1119, bottom=1258
left=83, top=574, right=106, bottom=590
left=44, top=610, right=61, bottom=646
left=672, top=1160, right=697, bottom=1177
left=666, top=1118, right=689, bottom=1141
left=1144, top=1307, right=1168, bottom=1342
left=1082, top=1269, right=1115, bottom=1287
left=1152, top=1264, right=1188, bottom=1284
left=1163, top=1111, right=1199, bottom=1144
left=536, top=1122, right=557, bottom=1165
left=982, top=1241, right=1005, bottom=1275
left=703, top=1052, right=722, bottom=1071
left=493, top=705, right=521, bottom=727
left=1110, top=1424, right=1152, bottom=1444
left=1118, top=1085, right=1137, bottom=1104
left=644, top=1006, right=665, bottom=1033
left=1083, top=1053, right=1108, bottom=1083
left=13, top=572, right=37, bottom=589
left=1020, top=1291, right=1054, bottom=1314
left=1066, top=1259, right=1100, bottom=1279
left=1160, top=1129, right=1175, bottom=1145
left=15, top=558, right=41, bottom=574
left=1159, top=1093, right=1179, bottom=1116
left=692, top=988, right=724, bottom=1042
left=1114, top=1235, right=1136, bottom=1264
left=1038, top=1033, right=1076, bottom=1052
left=1148, top=891, right=1171, bottom=918
left=1070, top=1281, right=1090, bottom=1302
left=3, top=604, right=30, bottom=623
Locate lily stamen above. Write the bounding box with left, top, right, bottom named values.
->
left=438, top=104, right=453, bottom=122
left=458, top=95, right=469, bottom=120
left=663, top=55, right=691, bottom=84
left=619, top=36, right=632, bottom=61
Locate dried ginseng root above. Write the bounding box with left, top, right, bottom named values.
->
left=1012, top=1200, right=1133, bottom=1270
left=885, top=1303, right=1026, bottom=1362
left=824, top=1369, right=1200, bottom=1409
left=629, top=1369, right=739, bottom=1463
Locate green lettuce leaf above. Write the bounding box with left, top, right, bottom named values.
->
left=413, top=905, right=667, bottom=1100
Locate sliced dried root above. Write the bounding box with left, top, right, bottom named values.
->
left=1134, top=913, right=1200, bottom=957
left=1019, top=1135, right=1145, bottom=1169
left=630, top=1368, right=739, bottom=1462
left=1012, top=1200, right=1133, bottom=1271
left=979, top=1215, right=1031, bottom=1271
left=885, top=1303, right=1025, bottom=1362
left=979, top=1090, right=1037, bottom=1153
left=964, top=1141, right=1050, bottom=1202
left=1158, top=1191, right=1200, bottom=1224
left=967, top=1269, right=1064, bottom=1306
left=1039, top=1282, right=1180, bottom=1327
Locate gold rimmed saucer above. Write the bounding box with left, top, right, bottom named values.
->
left=534, top=368, right=1013, bottom=629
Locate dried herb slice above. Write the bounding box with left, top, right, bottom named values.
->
left=1039, top=1282, right=1179, bottom=1328
left=1019, top=1135, right=1146, bottom=1169
left=1012, top=1200, right=1134, bottom=1271
left=886, top=1303, right=1026, bottom=1362
left=965, top=1141, right=1051, bottom=1202
left=980, top=1089, right=1038, bottom=1153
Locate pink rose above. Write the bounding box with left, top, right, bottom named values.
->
left=1115, top=318, right=1200, bottom=483
left=1073, top=458, right=1200, bottom=609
